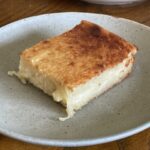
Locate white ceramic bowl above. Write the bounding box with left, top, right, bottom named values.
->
left=0, top=12, right=150, bottom=147
left=81, top=0, right=145, bottom=5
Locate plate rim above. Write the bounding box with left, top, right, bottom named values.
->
left=0, top=12, right=150, bottom=147
left=0, top=122, right=150, bottom=147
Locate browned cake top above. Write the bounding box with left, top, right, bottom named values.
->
left=21, top=20, right=137, bottom=89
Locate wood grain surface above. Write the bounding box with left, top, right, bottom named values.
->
left=0, top=0, right=150, bottom=149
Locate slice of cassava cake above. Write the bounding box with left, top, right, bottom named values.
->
left=9, top=21, right=137, bottom=121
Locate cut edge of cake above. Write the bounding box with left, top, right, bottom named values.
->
left=8, top=50, right=136, bottom=121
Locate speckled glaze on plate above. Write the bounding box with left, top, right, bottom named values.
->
left=0, top=12, right=149, bottom=147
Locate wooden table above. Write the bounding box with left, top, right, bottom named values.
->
left=0, top=0, right=150, bottom=149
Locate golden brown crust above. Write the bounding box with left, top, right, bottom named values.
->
left=21, top=20, right=137, bottom=89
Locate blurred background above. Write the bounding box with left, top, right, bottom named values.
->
left=0, top=0, right=150, bottom=27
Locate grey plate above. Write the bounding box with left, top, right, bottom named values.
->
left=0, top=12, right=149, bottom=147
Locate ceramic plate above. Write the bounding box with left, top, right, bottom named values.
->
left=81, top=0, right=144, bottom=5
left=0, top=12, right=150, bottom=147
